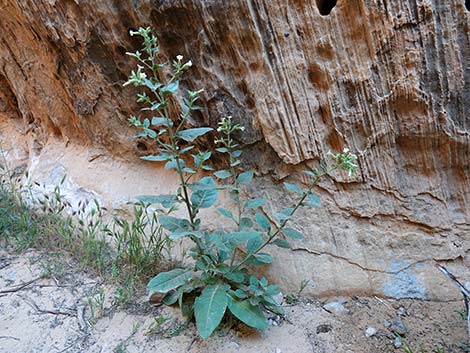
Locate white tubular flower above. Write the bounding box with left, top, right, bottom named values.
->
left=176, top=55, right=183, bottom=61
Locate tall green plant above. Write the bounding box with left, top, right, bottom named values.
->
left=124, top=27, right=358, bottom=338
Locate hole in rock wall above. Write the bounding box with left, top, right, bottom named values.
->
left=466, top=0, right=470, bottom=11
left=136, top=141, right=148, bottom=152
left=316, top=0, right=337, bottom=16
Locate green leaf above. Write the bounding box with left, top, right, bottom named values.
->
left=159, top=216, right=192, bottom=233
left=194, top=284, right=228, bottom=339
left=160, top=81, right=179, bottom=95
left=247, top=235, right=263, bottom=253
left=136, top=194, right=178, bottom=208
left=162, top=290, right=181, bottom=305
left=191, top=177, right=218, bottom=209
left=239, top=217, right=253, bottom=230
left=244, top=198, right=265, bottom=209
left=214, top=170, right=232, bottom=179
left=151, top=117, right=173, bottom=127
left=227, top=297, right=268, bottom=330
left=282, top=227, right=304, bottom=240
left=147, top=268, right=193, bottom=293
left=217, top=208, right=234, bottom=220
left=274, top=208, right=294, bottom=222
left=177, top=128, right=213, bottom=142
left=141, top=154, right=171, bottom=162
left=255, top=213, right=271, bottom=231
left=283, top=182, right=304, bottom=194
left=245, top=253, right=273, bottom=266
left=237, top=171, right=254, bottom=185
left=165, top=159, right=181, bottom=170
left=225, top=231, right=262, bottom=245
left=169, top=230, right=202, bottom=240
left=148, top=102, right=167, bottom=111
left=224, top=271, right=246, bottom=284
left=303, top=170, right=317, bottom=177
left=272, top=238, right=292, bottom=249
left=306, top=193, right=321, bottom=207
left=215, top=147, right=228, bottom=153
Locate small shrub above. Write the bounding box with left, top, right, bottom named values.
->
left=124, top=27, right=358, bottom=338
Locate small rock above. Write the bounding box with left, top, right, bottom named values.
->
left=383, top=320, right=392, bottom=328
left=323, top=301, right=349, bottom=314
left=391, top=318, right=408, bottom=336
left=365, top=327, right=378, bottom=338
left=393, top=337, right=403, bottom=348
left=397, top=307, right=406, bottom=316
left=268, top=318, right=279, bottom=326
left=275, top=348, right=282, bottom=353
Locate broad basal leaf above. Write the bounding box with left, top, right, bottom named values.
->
left=227, top=297, right=268, bottom=330
left=147, top=268, right=193, bottom=293
left=194, top=283, right=229, bottom=338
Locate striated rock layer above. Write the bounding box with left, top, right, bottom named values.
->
left=0, top=0, right=469, bottom=300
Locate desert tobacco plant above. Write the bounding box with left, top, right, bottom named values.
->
left=125, top=27, right=358, bottom=338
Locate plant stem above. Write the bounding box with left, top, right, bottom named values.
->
left=230, top=165, right=339, bottom=272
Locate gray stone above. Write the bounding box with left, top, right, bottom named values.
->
left=323, top=301, right=349, bottom=314
left=391, top=318, right=408, bottom=336
left=365, top=327, right=378, bottom=338
left=393, top=337, right=403, bottom=348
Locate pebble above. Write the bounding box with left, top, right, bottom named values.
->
left=323, top=301, right=349, bottom=314
left=397, top=307, right=406, bottom=316
left=393, top=337, right=403, bottom=348
left=391, top=318, right=408, bottom=336
left=365, top=327, right=378, bottom=338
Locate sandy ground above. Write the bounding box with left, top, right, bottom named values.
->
left=0, top=247, right=468, bottom=353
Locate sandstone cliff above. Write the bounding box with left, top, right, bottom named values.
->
left=0, top=0, right=469, bottom=300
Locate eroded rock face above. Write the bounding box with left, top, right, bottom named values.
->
left=0, top=0, right=469, bottom=300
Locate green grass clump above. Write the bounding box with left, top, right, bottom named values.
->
left=0, top=141, right=172, bottom=302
